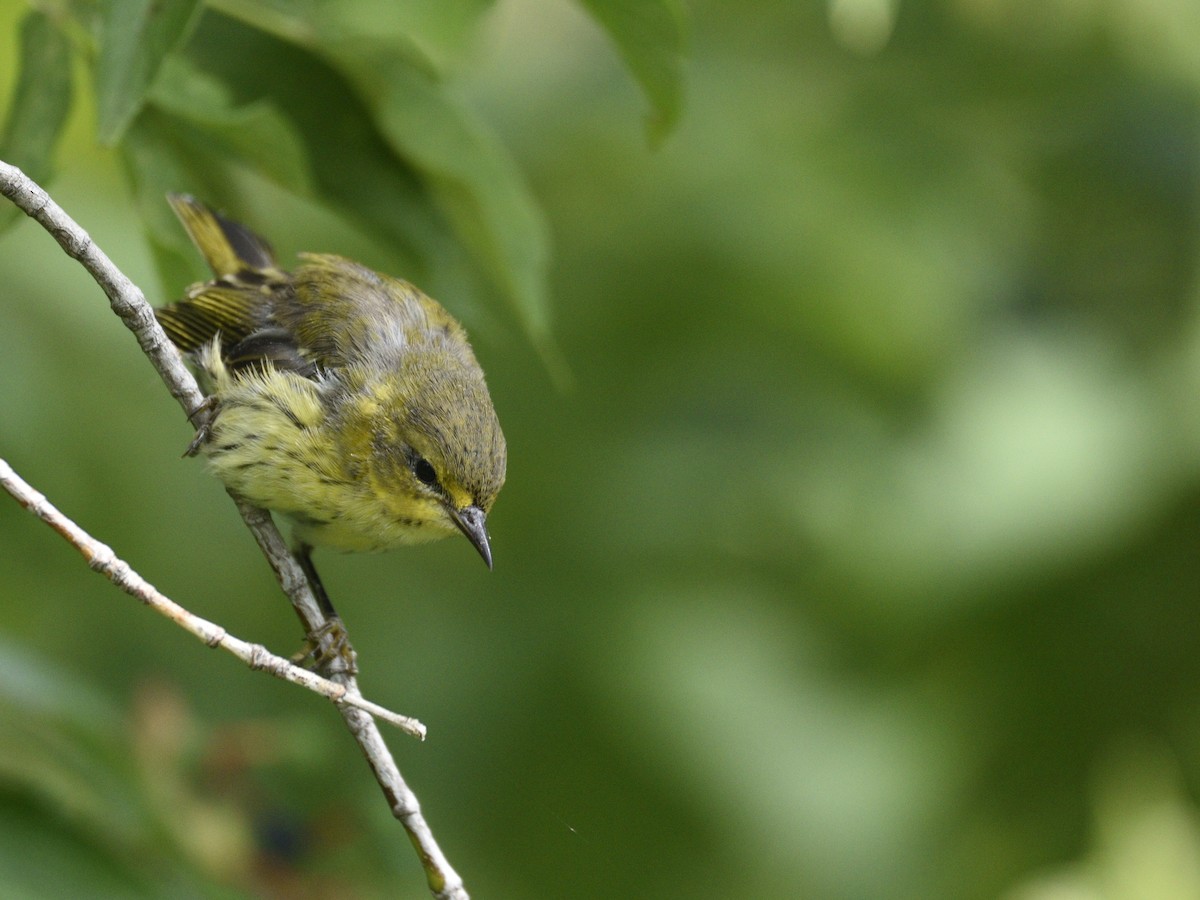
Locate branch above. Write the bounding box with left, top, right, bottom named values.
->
left=0, top=161, right=468, bottom=900
left=0, top=457, right=425, bottom=736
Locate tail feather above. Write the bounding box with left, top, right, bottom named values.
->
left=167, top=193, right=277, bottom=276
left=157, top=195, right=283, bottom=353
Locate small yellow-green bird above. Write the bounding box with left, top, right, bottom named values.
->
left=156, top=195, right=506, bottom=616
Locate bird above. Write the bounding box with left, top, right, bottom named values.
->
left=155, top=194, right=507, bottom=625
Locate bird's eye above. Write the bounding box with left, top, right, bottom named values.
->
left=413, top=457, right=439, bottom=487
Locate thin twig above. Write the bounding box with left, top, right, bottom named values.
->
left=0, top=457, right=425, bottom=737
left=0, top=160, right=468, bottom=900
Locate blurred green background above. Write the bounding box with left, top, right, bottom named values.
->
left=4, top=0, right=1200, bottom=897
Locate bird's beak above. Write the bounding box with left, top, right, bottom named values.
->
left=449, top=505, right=493, bottom=570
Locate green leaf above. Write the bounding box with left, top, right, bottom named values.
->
left=119, top=104, right=233, bottom=286
left=363, top=0, right=495, bottom=69
left=577, top=0, right=688, bottom=142
left=178, top=13, right=450, bottom=280
left=116, top=52, right=312, bottom=288
left=341, top=48, right=552, bottom=339
left=122, top=39, right=441, bottom=314
left=119, top=107, right=245, bottom=290
left=94, top=0, right=203, bottom=145
left=201, top=6, right=554, bottom=344
left=0, top=11, right=73, bottom=231
left=148, top=56, right=312, bottom=193
left=208, top=0, right=494, bottom=69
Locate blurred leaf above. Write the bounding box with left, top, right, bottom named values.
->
left=0, top=801, right=153, bottom=898
left=207, top=0, right=492, bottom=68
left=0, top=11, right=73, bottom=232
left=148, top=56, right=311, bottom=193
left=95, top=0, right=203, bottom=144
left=182, top=13, right=441, bottom=274
left=182, top=15, right=436, bottom=254
left=337, top=46, right=552, bottom=339
left=118, top=54, right=310, bottom=289
left=0, top=639, right=120, bottom=729
left=119, top=107, right=232, bottom=291
left=368, top=0, right=496, bottom=68
left=577, top=0, right=688, bottom=141
left=0, top=641, right=151, bottom=889
left=118, top=103, right=319, bottom=303
left=205, top=3, right=553, bottom=343
left=0, top=644, right=255, bottom=896
left=1006, top=745, right=1200, bottom=900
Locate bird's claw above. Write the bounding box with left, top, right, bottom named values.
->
left=183, top=396, right=218, bottom=457
left=291, top=617, right=358, bottom=677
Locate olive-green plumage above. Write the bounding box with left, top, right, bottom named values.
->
left=156, top=194, right=506, bottom=585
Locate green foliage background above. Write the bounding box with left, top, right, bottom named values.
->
left=3, top=0, right=1200, bottom=897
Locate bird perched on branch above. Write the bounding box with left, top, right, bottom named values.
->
left=156, top=194, right=506, bottom=623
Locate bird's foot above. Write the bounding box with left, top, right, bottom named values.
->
left=183, top=396, right=219, bottom=457
left=292, top=617, right=358, bottom=677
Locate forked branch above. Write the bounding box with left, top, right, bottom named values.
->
left=0, top=161, right=468, bottom=900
